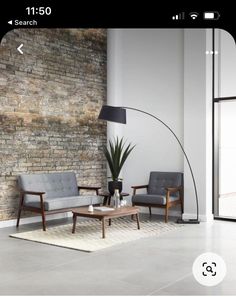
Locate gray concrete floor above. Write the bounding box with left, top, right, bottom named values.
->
left=0, top=214, right=236, bottom=295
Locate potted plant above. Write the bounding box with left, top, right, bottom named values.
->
left=103, top=137, right=135, bottom=195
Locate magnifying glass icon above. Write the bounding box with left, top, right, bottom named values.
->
left=206, top=266, right=213, bottom=273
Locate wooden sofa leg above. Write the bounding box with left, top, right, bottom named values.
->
left=16, top=193, right=24, bottom=228
left=41, top=209, right=46, bottom=231
left=40, top=194, right=46, bottom=231
left=165, top=206, right=169, bottom=223
left=16, top=207, right=22, bottom=228
left=149, top=207, right=152, bottom=216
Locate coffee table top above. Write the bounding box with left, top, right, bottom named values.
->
left=72, top=206, right=139, bottom=219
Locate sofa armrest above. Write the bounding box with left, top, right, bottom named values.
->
left=131, top=185, right=148, bottom=195
left=78, top=186, right=101, bottom=195
left=19, top=190, right=45, bottom=210
left=20, top=190, right=45, bottom=196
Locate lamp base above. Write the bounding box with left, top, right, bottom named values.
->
left=176, top=218, right=200, bottom=224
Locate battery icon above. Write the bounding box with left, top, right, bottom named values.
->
left=204, top=11, right=220, bottom=20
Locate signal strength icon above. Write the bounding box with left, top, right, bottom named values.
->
left=172, top=12, right=185, bottom=20
left=189, top=12, right=199, bottom=19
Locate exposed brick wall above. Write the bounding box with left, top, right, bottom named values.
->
left=0, top=29, right=107, bottom=221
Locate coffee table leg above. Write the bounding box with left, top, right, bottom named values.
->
left=102, top=218, right=106, bottom=238
left=72, top=213, right=77, bottom=234
left=136, top=213, right=140, bottom=230
left=109, top=219, right=111, bottom=226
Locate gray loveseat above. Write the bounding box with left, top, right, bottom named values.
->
left=16, top=172, right=102, bottom=231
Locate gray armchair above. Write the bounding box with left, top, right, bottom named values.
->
left=132, top=171, right=183, bottom=222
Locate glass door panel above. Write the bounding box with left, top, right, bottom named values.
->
left=218, top=100, right=236, bottom=218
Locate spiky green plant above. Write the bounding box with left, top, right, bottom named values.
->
left=103, top=137, right=135, bottom=181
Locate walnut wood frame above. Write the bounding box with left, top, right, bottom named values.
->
left=16, top=186, right=101, bottom=231
left=131, top=185, right=183, bottom=223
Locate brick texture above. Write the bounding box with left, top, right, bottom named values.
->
left=0, top=29, right=107, bottom=221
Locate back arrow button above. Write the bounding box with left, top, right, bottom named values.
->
left=17, top=44, right=24, bottom=54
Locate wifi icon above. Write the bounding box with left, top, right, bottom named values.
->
left=189, top=12, right=199, bottom=19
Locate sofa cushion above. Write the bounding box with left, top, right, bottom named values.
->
left=148, top=172, right=183, bottom=197
left=24, top=195, right=102, bottom=211
left=18, top=172, right=79, bottom=203
left=132, top=194, right=179, bottom=205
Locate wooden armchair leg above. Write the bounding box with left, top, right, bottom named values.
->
left=165, top=206, right=169, bottom=223
left=180, top=200, right=183, bottom=213
left=180, top=193, right=184, bottom=213
left=16, top=193, right=24, bottom=228
left=149, top=206, right=152, bottom=216
left=180, top=188, right=184, bottom=213
left=131, top=202, right=135, bottom=220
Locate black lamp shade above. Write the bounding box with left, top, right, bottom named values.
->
left=98, top=105, right=126, bottom=124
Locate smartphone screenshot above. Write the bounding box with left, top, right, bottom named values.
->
left=0, top=3, right=235, bottom=296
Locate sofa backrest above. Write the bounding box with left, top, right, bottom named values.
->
left=18, top=172, right=79, bottom=202
left=148, top=171, right=183, bottom=196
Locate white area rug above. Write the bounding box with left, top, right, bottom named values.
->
left=10, top=218, right=183, bottom=252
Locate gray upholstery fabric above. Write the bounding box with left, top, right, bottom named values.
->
left=132, top=194, right=179, bottom=205
left=25, top=195, right=102, bottom=211
left=18, top=172, right=79, bottom=204
left=148, top=171, right=183, bottom=197
left=132, top=172, right=183, bottom=206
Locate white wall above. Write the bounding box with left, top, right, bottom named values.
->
left=107, top=29, right=124, bottom=140
left=107, top=29, right=213, bottom=221
left=183, top=30, right=213, bottom=221
left=107, top=29, right=184, bottom=216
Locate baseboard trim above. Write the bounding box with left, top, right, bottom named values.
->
left=1, top=208, right=212, bottom=228
left=0, top=207, right=180, bottom=228
left=182, top=213, right=214, bottom=222
left=0, top=212, right=72, bottom=229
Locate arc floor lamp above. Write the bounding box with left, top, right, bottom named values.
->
left=98, top=105, right=200, bottom=224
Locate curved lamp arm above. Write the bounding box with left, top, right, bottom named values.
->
left=98, top=105, right=199, bottom=223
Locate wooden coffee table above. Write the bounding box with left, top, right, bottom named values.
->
left=72, top=206, right=140, bottom=239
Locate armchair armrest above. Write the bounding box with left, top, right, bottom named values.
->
left=165, top=186, right=182, bottom=193
left=20, top=190, right=45, bottom=196
left=131, top=185, right=148, bottom=189
left=131, top=185, right=148, bottom=195
left=165, top=187, right=183, bottom=204
left=78, top=186, right=101, bottom=195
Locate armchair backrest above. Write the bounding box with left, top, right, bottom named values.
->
left=148, top=171, right=183, bottom=196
